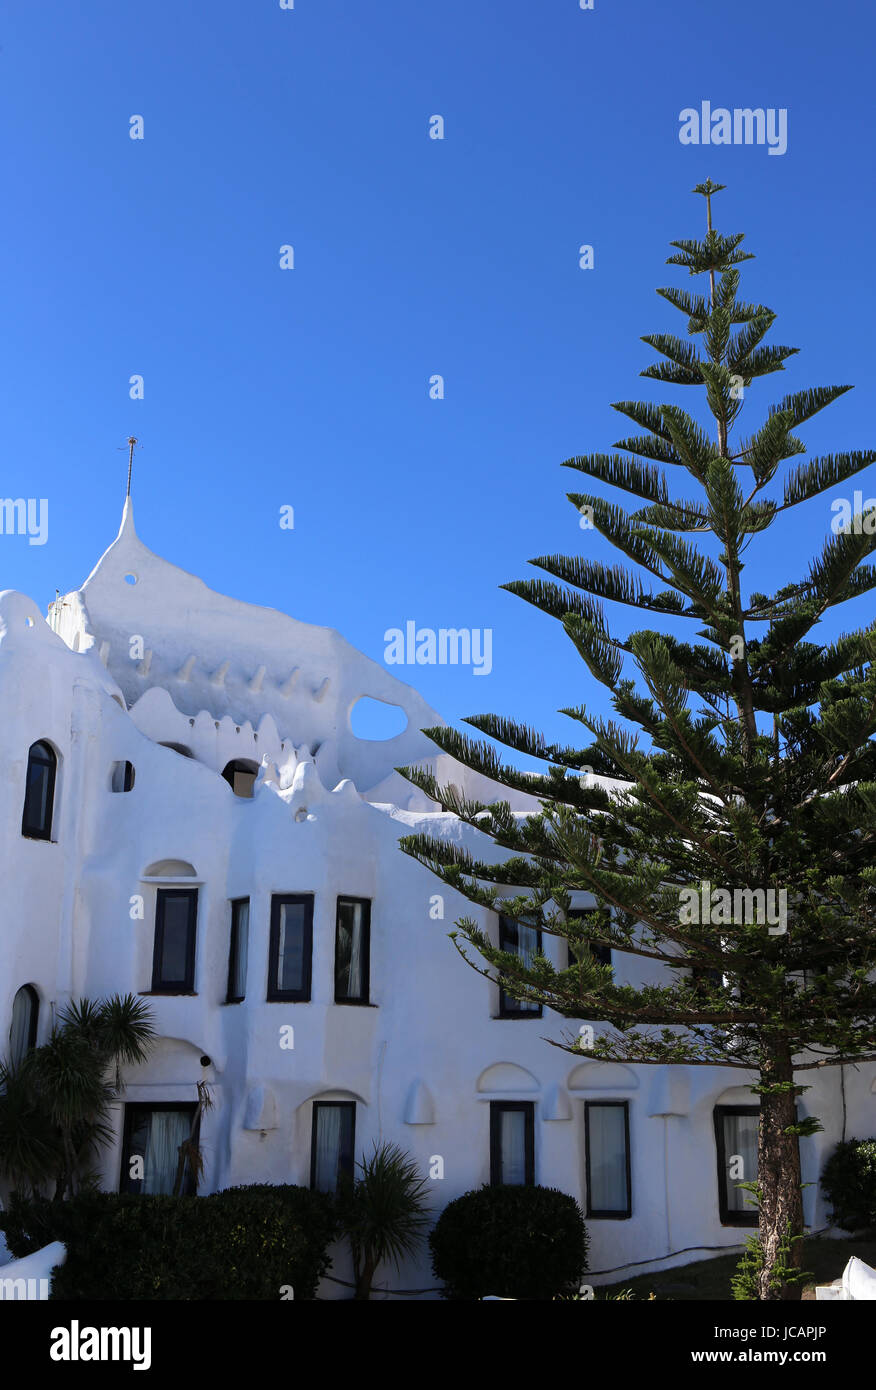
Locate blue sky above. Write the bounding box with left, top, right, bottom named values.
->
left=2, top=0, right=874, bottom=752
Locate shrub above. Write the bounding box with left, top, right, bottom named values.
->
left=0, top=1184, right=338, bottom=1299
left=336, top=1142, right=432, bottom=1299
left=821, top=1138, right=876, bottom=1234
left=730, top=1224, right=811, bottom=1300
left=429, top=1184, right=588, bottom=1300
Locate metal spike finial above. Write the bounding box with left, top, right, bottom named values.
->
left=125, top=436, right=138, bottom=498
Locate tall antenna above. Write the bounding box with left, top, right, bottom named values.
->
left=126, top=436, right=138, bottom=498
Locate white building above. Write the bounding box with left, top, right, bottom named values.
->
left=0, top=500, right=870, bottom=1296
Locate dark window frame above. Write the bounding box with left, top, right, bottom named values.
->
left=226, top=897, right=250, bottom=1003
left=119, top=1101, right=199, bottom=1196
left=334, top=896, right=371, bottom=1005
left=498, top=913, right=543, bottom=1019
left=566, top=910, right=612, bottom=1022
left=151, top=887, right=198, bottom=994
left=9, top=984, right=39, bottom=1062
left=567, top=909, right=612, bottom=969
left=714, top=1104, right=760, bottom=1227
left=21, top=740, right=57, bottom=840
left=268, top=894, right=314, bottom=1002
left=110, top=760, right=136, bottom=793
left=584, top=1099, right=632, bottom=1219
left=310, top=1100, right=356, bottom=1192
left=489, top=1100, right=535, bottom=1186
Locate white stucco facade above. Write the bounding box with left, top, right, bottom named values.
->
left=1, top=502, right=872, bottom=1297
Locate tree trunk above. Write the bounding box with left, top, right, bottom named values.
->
left=354, top=1253, right=378, bottom=1300
left=757, top=1044, right=804, bottom=1300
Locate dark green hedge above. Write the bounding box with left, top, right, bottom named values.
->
left=821, top=1138, right=876, bottom=1234
left=0, top=1184, right=338, bottom=1299
left=429, top=1184, right=588, bottom=1299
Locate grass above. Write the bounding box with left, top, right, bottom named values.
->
left=597, top=1237, right=876, bottom=1301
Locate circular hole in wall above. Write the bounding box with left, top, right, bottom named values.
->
left=124, top=573, right=138, bottom=585
left=349, top=695, right=409, bottom=741
left=24, top=617, right=34, bottom=628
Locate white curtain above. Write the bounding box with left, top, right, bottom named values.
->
left=500, top=1109, right=527, bottom=1185
left=143, top=1110, right=191, bottom=1194
left=516, top=921, right=540, bottom=1011
left=499, top=916, right=540, bottom=1012
left=314, top=1107, right=343, bottom=1192
left=338, top=901, right=363, bottom=998
left=588, top=1105, right=628, bottom=1211
left=723, top=1112, right=759, bottom=1211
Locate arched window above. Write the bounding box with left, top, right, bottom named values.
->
left=221, top=759, right=258, bottom=799
left=22, top=740, right=57, bottom=840
left=9, top=985, right=39, bottom=1065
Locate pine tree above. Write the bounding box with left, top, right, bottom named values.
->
left=398, top=182, right=876, bottom=1301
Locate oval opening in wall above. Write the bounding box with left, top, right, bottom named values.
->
left=124, top=573, right=138, bottom=585
left=349, top=696, right=409, bottom=741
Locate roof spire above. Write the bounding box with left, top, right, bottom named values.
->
left=125, top=436, right=138, bottom=499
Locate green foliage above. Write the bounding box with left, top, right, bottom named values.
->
left=336, top=1142, right=432, bottom=1299
left=0, top=994, right=156, bottom=1199
left=0, top=1185, right=338, bottom=1299
left=731, top=1223, right=811, bottom=1301
left=783, top=1117, right=824, bottom=1138
left=556, top=1286, right=656, bottom=1300
left=731, top=1234, right=767, bottom=1300
left=821, top=1138, right=876, bottom=1233
left=429, top=1184, right=588, bottom=1300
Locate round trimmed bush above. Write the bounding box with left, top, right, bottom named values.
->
left=430, top=1184, right=588, bottom=1300
left=821, top=1138, right=876, bottom=1234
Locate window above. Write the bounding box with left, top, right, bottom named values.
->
left=221, top=760, right=258, bottom=798
left=585, top=1101, right=631, bottom=1218
left=800, top=965, right=828, bottom=992
left=226, top=898, right=249, bottom=1003
left=335, top=897, right=370, bottom=1003
left=490, top=1102, right=535, bottom=1185
left=22, top=740, right=57, bottom=839
left=9, top=985, right=39, bottom=1066
left=109, top=760, right=135, bottom=792
left=310, top=1101, right=355, bottom=1193
left=567, top=908, right=612, bottom=968
left=119, top=1103, right=198, bottom=1195
left=268, top=895, right=313, bottom=1001
left=151, top=888, right=198, bottom=993
left=498, top=914, right=542, bottom=1018
left=714, top=1105, right=759, bottom=1226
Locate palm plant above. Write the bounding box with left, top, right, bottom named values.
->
left=0, top=993, right=155, bottom=1200
left=337, top=1142, right=432, bottom=1300
left=0, top=1056, right=59, bottom=1196
left=172, top=1078, right=214, bottom=1197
